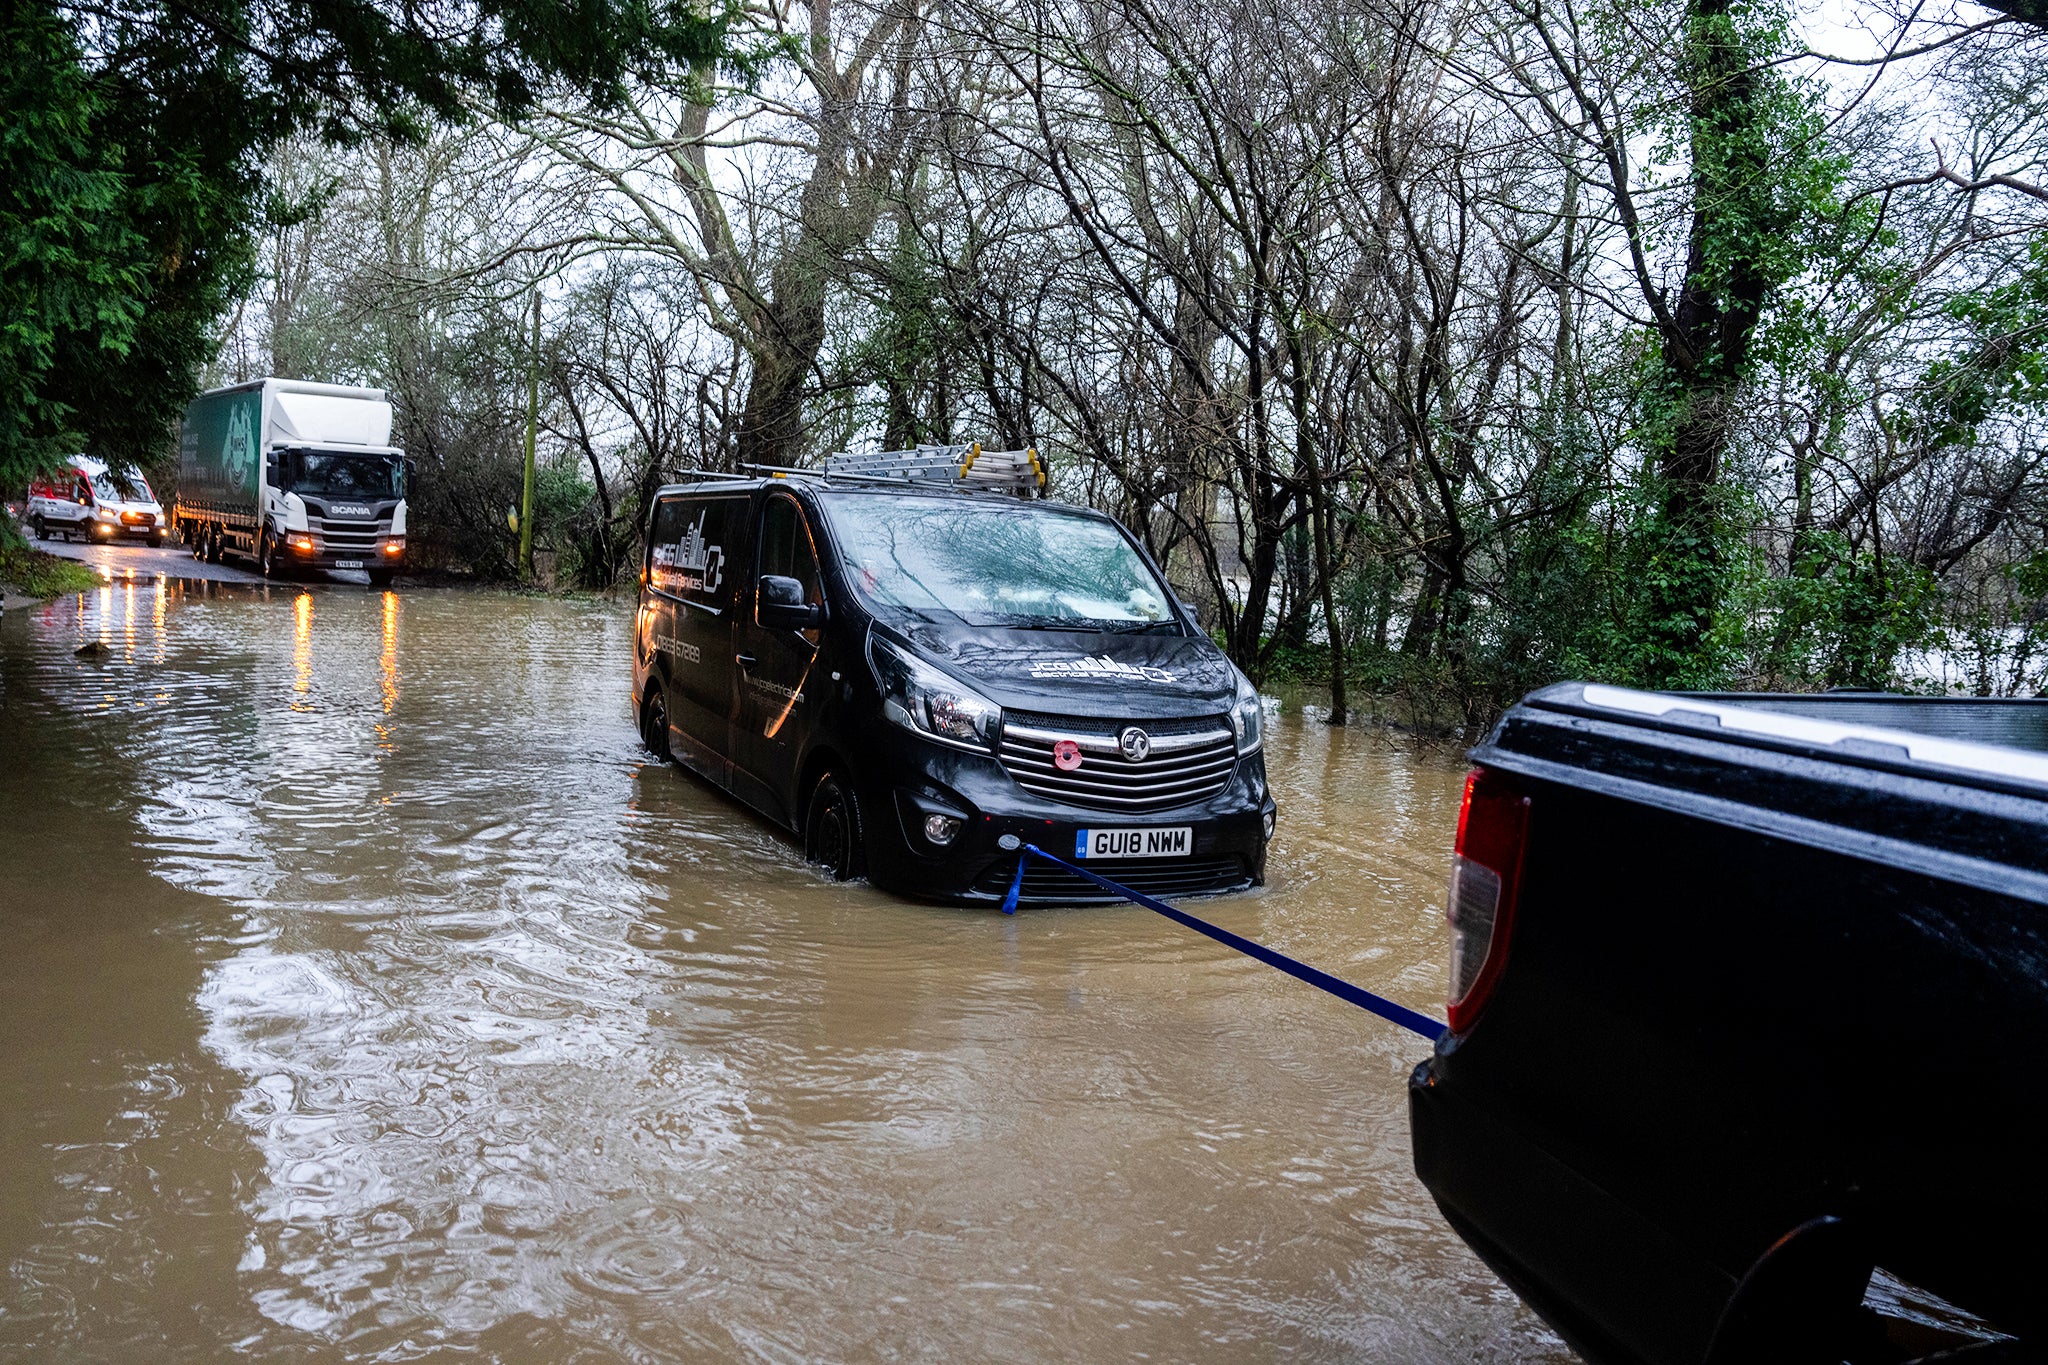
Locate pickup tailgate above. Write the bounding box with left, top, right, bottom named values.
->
left=1410, top=683, right=2048, bottom=1365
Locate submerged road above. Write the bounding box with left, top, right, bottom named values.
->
left=29, top=528, right=375, bottom=587
left=0, top=582, right=1570, bottom=1362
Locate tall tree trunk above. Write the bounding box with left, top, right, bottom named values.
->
left=1642, top=0, right=1779, bottom=680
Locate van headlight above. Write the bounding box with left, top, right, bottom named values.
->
left=871, top=638, right=1000, bottom=749
left=1229, top=671, right=1263, bottom=754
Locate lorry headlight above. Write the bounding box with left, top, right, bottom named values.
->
left=1229, top=671, right=1264, bottom=754
left=871, top=638, right=1000, bottom=748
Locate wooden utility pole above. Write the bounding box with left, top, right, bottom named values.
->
left=519, top=292, right=539, bottom=582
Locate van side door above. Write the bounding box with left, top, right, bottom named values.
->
left=646, top=493, right=745, bottom=784
left=729, top=491, right=828, bottom=825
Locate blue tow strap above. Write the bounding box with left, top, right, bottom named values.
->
left=1002, top=843, right=1445, bottom=1041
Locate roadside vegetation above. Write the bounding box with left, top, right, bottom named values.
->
left=0, top=538, right=106, bottom=599
left=6, top=0, right=2045, bottom=719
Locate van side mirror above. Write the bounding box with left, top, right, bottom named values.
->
left=758, top=574, right=824, bottom=629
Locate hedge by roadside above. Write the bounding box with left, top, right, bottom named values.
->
left=0, top=544, right=106, bottom=598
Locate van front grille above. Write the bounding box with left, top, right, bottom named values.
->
left=997, top=710, right=1239, bottom=812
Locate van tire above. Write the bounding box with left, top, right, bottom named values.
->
left=639, top=684, right=671, bottom=762
left=146, top=533, right=163, bottom=548
left=804, top=771, right=867, bottom=882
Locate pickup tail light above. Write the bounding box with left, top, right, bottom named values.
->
left=1445, top=767, right=1531, bottom=1034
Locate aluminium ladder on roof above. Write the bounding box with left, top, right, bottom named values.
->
left=822, top=442, right=1047, bottom=497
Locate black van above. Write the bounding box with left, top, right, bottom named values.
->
left=630, top=471, right=1275, bottom=904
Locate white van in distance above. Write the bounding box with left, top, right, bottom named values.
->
left=27, top=457, right=166, bottom=546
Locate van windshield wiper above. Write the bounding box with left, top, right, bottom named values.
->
left=1000, top=618, right=1177, bottom=633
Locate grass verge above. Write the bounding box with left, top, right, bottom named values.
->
left=0, top=544, right=108, bottom=598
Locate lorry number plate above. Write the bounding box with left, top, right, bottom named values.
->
left=1075, top=826, right=1191, bottom=859
left=336, top=559, right=364, bottom=569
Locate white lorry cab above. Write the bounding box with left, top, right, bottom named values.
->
left=27, top=456, right=167, bottom=546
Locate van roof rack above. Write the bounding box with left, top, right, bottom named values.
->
left=730, top=442, right=1047, bottom=498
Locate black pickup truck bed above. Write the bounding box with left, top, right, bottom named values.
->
left=1409, top=684, right=2048, bottom=1365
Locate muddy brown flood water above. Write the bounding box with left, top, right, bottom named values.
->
left=0, top=578, right=1570, bottom=1362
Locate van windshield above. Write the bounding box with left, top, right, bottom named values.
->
left=88, top=470, right=153, bottom=503
left=284, top=452, right=403, bottom=500
left=820, top=493, right=1177, bottom=629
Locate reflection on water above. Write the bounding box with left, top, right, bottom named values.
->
left=379, top=592, right=398, bottom=719
left=293, top=591, right=314, bottom=709
left=0, top=582, right=1569, bottom=1362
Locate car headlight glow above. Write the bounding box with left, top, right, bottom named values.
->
left=871, top=637, right=1000, bottom=749
left=1229, top=670, right=1263, bottom=754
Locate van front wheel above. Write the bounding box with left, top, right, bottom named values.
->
left=804, top=772, right=866, bottom=882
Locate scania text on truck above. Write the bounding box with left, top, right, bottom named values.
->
left=631, top=449, right=1277, bottom=905
left=176, top=378, right=409, bottom=583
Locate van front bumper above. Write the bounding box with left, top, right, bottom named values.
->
left=77, top=515, right=157, bottom=539
left=860, top=741, right=1274, bottom=906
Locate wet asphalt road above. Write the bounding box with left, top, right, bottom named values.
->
left=27, top=527, right=374, bottom=588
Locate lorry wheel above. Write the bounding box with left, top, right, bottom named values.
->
left=366, top=568, right=394, bottom=587
left=639, top=685, right=671, bottom=761
left=258, top=531, right=279, bottom=578
left=31, top=515, right=46, bottom=540
left=205, top=525, right=222, bottom=563
left=804, top=772, right=867, bottom=882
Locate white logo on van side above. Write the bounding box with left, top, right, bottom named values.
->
left=652, top=510, right=725, bottom=596
left=1029, top=655, right=1178, bottom=684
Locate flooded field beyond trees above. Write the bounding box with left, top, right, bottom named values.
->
left=0, top=578, right=1569, bottom=1362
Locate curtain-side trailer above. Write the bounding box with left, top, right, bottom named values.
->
left=176, top=378, right=409, bottom=584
